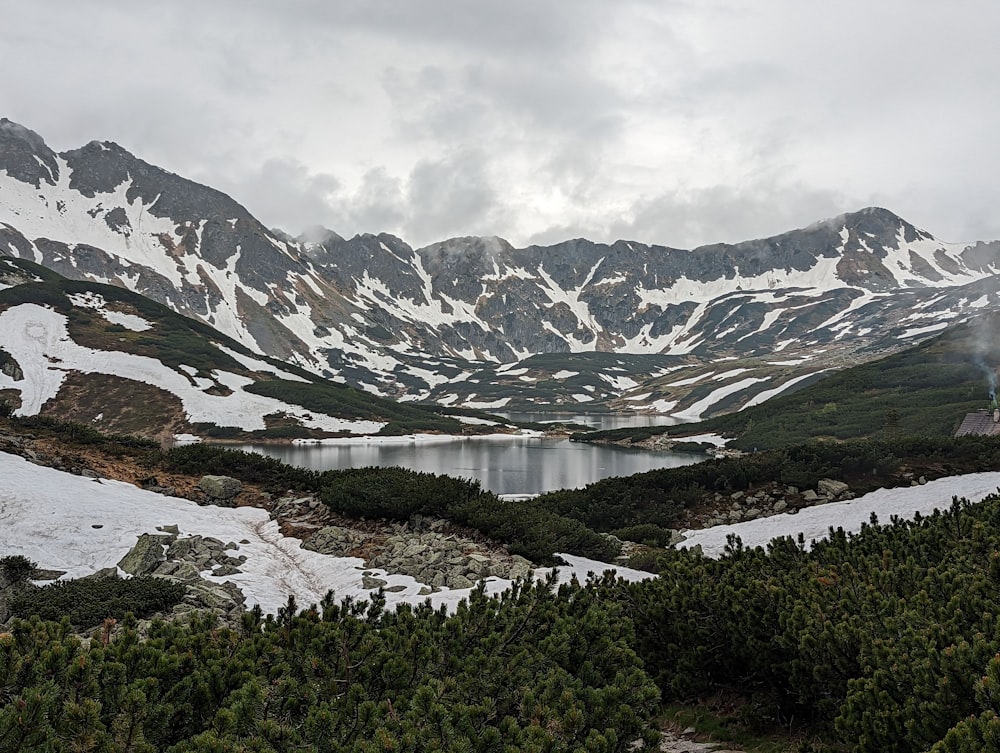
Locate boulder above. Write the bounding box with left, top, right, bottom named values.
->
left=465, top=557, right=489, bottom=576
left=186, top=582, right=244, bottom=611
left=818, top=479, right=850, bottom=498
left=802, top=489, right=820, bottom=503
left=157, top=561, right=201, bottom=582
left=449, top=574, right=475, bottom=589
left=154, top=561, right=180, bottom=577
left=304, top=526, right=351, bottom=554
left=362, top=575, right=387, bottom=590
left=166, top=537, right=196, bottom=560
left=197, top=475, right=242, bottom=502
left=118, top=533, right=166, bottom=576
left=509, top=556, right=533, bottom=580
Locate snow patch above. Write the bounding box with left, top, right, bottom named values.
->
left=679, top=472, right=1000, bottom=557
left=0, top=451, right=648, bottom=615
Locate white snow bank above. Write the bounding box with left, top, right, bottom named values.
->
left=0, top=451, right=648, bottom=615
left=672, top=432, right=728, bottom=447
left=679, top=472, right=1000, bottom=557
left=0, top=304, right=384, bottom=434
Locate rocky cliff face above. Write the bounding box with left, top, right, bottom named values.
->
left=3, top=118, right=1000, bottom=413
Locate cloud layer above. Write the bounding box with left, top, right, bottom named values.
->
left=4, top=0, right=999, bottom=248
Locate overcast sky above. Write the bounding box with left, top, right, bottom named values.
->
left=4, top=0, right=999, bottom=249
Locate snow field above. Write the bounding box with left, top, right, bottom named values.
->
left=679, top=472, right=1000, bottom=557
left=0, top=451, right=650, bottom=615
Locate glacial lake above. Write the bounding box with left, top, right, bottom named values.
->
left=238, top=413, right=702, bottom=496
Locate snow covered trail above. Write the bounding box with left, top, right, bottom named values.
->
left=679, top=472, right=1000, bottom=557
left=0, top=451, right=649, bottom=615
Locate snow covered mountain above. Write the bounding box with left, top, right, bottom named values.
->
left=0, top=256, right=492, bottom=440
left=3, top=117, right=1000, bottom=416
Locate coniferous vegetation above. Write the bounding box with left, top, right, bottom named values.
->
left=538, top=435, right=1000, bottom=542
left=0, top=555, right=36, bottom=585
left=12, top=493, right=1000, bottom=750
left=9, top=576, right=186, bottom=628
left=320, top=467, right=617, bottom=563
left=610, top=491, right=1000, bottom=752
left=0, top=577, right=661, bottom=752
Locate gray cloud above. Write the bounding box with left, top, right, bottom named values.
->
left=2, top=0, right=999, bottom=249
left=405, top=149, right=501, bottom=243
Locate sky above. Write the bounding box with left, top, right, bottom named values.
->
left=3, top=0, right=999, bottom=249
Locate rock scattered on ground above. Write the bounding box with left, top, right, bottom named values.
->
left=114, top=527, right=248, bottom=625
left=197, top=475, right=243, bottom=506
left=273, top=493, right=534, bottom=591
left=677, top=478, right=856, bottom=531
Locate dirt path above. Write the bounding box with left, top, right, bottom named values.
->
left=659, top=728, right=744, bottom=752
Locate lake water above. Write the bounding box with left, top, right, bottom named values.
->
left=238, top=413, right=700, bottom=496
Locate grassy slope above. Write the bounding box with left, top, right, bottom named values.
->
left=579, top=313, right=1000, bottom=450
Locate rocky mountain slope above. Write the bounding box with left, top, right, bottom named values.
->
left=0, top=256, right=503, bottom=440
left=3, top=117, right=1000, bottom=416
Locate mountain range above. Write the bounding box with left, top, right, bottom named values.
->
left=2, top=117, right=1000, bottom=421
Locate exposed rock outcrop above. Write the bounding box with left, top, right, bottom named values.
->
left=112, top=527, right=248, bottom=625
left=681, top=478, right=856, bottom=530
left=197, top=475, right=243, bottom=505
left=270, top=493, right=534, bottom=591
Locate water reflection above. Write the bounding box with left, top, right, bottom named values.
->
left=239, top=432, right=700, bottom=496
left=495, top=411, right=680, bottom=432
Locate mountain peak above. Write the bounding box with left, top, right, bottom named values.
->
left=297, top=225, right=344, bottom=246
left=0, top=118, right=49, bottom=151
left=837, top=206, right=934, bottom=244
left=0, top=118, right=59, bottom=187
left=420, top=235, right=514, bottom=257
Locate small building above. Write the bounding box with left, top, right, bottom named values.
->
left=955, top=409, right=1000, bottom=437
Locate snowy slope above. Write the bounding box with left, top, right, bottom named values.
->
left=3, top=119, right=1000, bottom=412
left=0, top=451, right=650, bottom=615
left=0, top=303, right=384, bottom=433
left=679, top=472, right=1000, bottom=557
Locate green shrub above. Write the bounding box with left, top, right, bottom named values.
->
left=611, top=523, right=676, bottom=547
left=10, top=575, right=186, bottom=627
left=0, top=554, right=36, bottom=584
